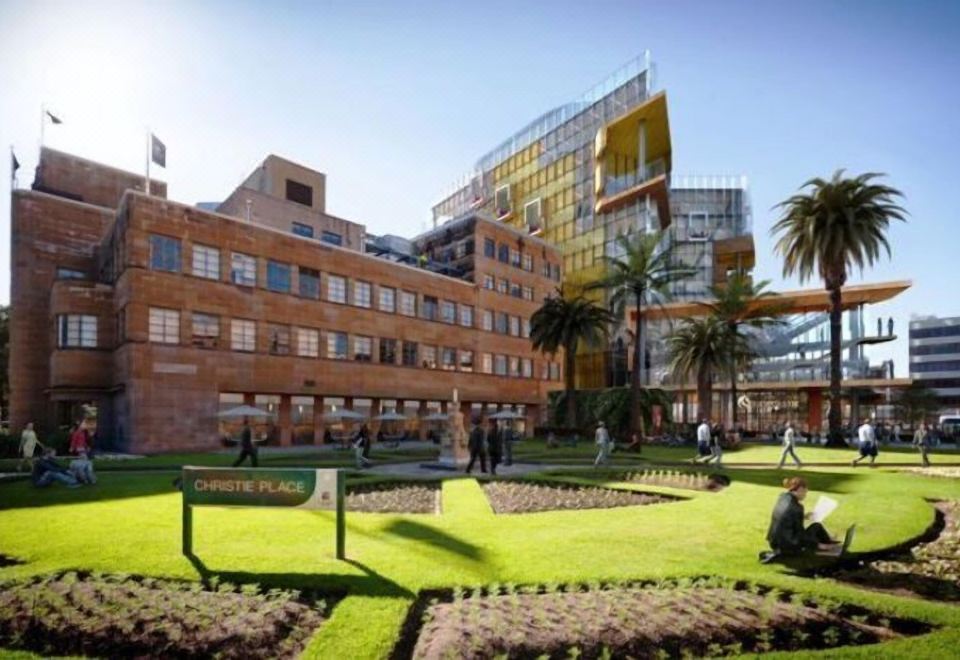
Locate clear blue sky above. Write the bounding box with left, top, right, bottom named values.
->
left=2, top=0, right=958, bottom=372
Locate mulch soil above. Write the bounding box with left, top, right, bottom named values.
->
left=347, top=482, right=441, bottom=514
left=609, top=469, right=729, bottom=491
left=482, top=481, right=676, bottom=514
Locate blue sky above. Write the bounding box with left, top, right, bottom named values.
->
left=1, top=0, right=958, bottom=372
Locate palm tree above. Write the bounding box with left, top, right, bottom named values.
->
left=665, top=316, right=736, bottom=423
left=587, top=231, right=694, bottom=437
left=772, top=171, right=906, bottom=446
left=530, top=291, right=614, bottom=428
left=698, top=273, right=784, bottom=428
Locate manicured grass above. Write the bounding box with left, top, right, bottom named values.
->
left=2, top=456, right=960, bottom=658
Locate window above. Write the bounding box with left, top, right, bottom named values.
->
left=379, top=286, right=396, bottom=312
left=459, top=305, right=474, bottom=327
left=441, top=347, right=456, bottom=371
left=521, top=358, right=533, bottom=378
left=191, top=244, right=219, bottom=280
left=482, top=310, right=493, bottom=331
left=509, top=316, right=520, bottom=337
left=550, top=362, right=561, bottom=381
left=380, top=338, right=397, bottom=364
left=399, top=290, right=417, bottom=316
left=522, top=286, right=534, bottom=301
left=352, top=335, right=371, bottom=361
left=292, top=222, right=314, bottom=238
left=552, top=263, right=561, bottom=282
left=267, top=261, right=291, bottom=293
left=495, top=185, right=511, bottom=217
left=421, top=345, right=437, bottom=369
left=689, top=212, right=708, bottom=240
left=353, top=281, right=372, bottom=308
left=483, top=237, right=496, bottom=258
left=498, top=243, right=510, bottom=263
left=495, top=312, right=508, bottom=334
left=299, top=267, right=320, bottom=299
left=509, top=356, right=521, bottom=377
left=522, top=254, right=533, bottom=272
left=494, top=354, right=507, bottom=376
left=481, top=353, right=493, bottom=374
left=191, top=312, right=219, bottom=347
left=149, top=235, right=181, bottom=272
left=482, top=274, right=494, bottom=290
left=542, top=261, right=552, bottom=278
left=525, top=198, right=542, bottom=233
left=56, top=267, right=86, bottom=280
left=321, top=230, right=343, bottom=246
left=297, top=327, right=319, bottom=357
left=422, top=296, right=438, bottom=321
left=285, top=179, right=313, bottom=207
left=57, top=315, right=97, bottom=348
left=522, top=319, right=531, bottom=338
left=231, top=319, right=256, bottom=352
left=440, top=300, right=456, bottom=324
left=459, top=350, right=474, bottom=372
left=327, top=275, right=347, bottom=303
left=402, top=341, right=418, bottom=367
left=231, top=252, right=256, bottom=286
left=510, top=282, right=522, bottom=298
left=510, top=249, right=521, bottom=268
left=328, top=332, right=348, bottom=359
left=498, top=279, right=509, bottom=294
left=149, top=308, right=180, bottom=344
left=266, top=324, right=290, bottom=355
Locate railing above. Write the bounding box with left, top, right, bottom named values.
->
left=604, top=160, right=669, bottom=197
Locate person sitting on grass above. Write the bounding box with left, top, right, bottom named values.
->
left=763, top=476, right=838, bottom=561
left=69, top=450, right=97, bottom=485
left=624, top=432, right=642, bottom=453
left=32, top=448, right=80, bottom=488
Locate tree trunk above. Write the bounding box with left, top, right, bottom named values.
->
left=631, top=296, right=647, bottom=439
left=564, top=343, right=578, bottom=430
left=697, top=364, right=713, bottom=422
left=826, top=284, right=845, bottom=447
left=729, top=362, right=738, bottom=428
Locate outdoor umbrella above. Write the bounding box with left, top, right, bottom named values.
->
left=217, top=405, right=272, bottom=418
left=325, top=409, right=368, bottom=421
left=422, top=412, right=450, bottom=422
left=372, top=411, right=407, bottom=421
left=487, top=410, right=524, bottom=420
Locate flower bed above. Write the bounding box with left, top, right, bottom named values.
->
left=837, top=500, right=960, bottom=601
left=482, top=480, right=675, bottom=514
left=0, top=572, right=331, bottom=659
left=347, top=481, right=441, bottom=514
left=610, top=468, right=729, bottom=491
left=397, top=579, right=929, bottom=660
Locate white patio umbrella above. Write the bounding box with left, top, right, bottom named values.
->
left=325, top=409, right=368, bottom=421
left=487, top=410, right=524, bottom=420
left=422, top=412, right=450, bottom=422
left=217, top=405, right=272, bottom=418
left=372, top=411, right=407, bottom=421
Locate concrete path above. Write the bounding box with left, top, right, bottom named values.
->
left=363, top=461, right=585, bottom=479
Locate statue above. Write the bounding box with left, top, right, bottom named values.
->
left=438, top=388, right=470, bottom=468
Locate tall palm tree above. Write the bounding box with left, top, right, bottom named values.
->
left=772, top=171, right=906, bottom=446
left=698, top=273, right=784, bottom=428
left=665, top=316, right=736, bottom=423
left=588, top=231, right=694, bottom=437
left=530, top=290, right=614, bottom=428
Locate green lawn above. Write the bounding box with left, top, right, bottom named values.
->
left=2, top=452, right=960, bottom=658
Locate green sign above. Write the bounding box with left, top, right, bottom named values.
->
left=181, top=467, right=345, bottom=559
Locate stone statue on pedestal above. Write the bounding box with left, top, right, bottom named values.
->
left=438, top=388, right=470, bottom=468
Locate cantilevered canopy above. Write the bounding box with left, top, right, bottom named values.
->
left=602, top=91, right=671, bottom=171
left=634, top=280, right=911, bottom=322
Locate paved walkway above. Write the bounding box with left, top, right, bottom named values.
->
left=364, top=460, right=583, bottom=479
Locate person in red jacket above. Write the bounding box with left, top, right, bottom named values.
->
left=69, top=423, right=91, bottom=455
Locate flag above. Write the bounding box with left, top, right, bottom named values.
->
left=11, top=150, right=19, bottom=176
left=46, top=110, right=62, bottom=124
left=151, top=134, right=166, bottom=167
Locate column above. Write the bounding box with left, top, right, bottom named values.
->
left=524, top=404, right=540, bottom=439
left=418, top=400, right=428, bottom=440
left=243, top=393, right=255, bottom=406
left=637, top=119, right=647, bottom=181
left=313, top=395, right=324, bottom=445
left=807, top=389, right=823, bottom=434
left=370, top=398, right=382, bottom=441
left=278, top=395, right=292, bottom=447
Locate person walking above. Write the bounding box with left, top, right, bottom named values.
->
left=777, top=421, right=803, bottom=469
left=232, top=417, right=259, bottom=467
left=465, top=417, right=488, bottom=474
left=913, top=422, right=933, bottom=468
left=502, top=422, right=514, bottom=466
left=353, top=425, right=372, bottom=469
left=852, top=418, right=878, bottom=466
left=486, top=419, right=502, bottom=475
left=694, top=418, right=712, bottom=463
left=593, top=421, right=612, bottom=468
left=704, top=422, right=724, bottom=466
left=18, top=422, right=40, bottom=472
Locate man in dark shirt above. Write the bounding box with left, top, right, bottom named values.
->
left=232, top=418, right=258, bottom=467
left=465, top=417, right=487, bottom=474
left=32, top=448, right=80, bottom=488
left=486, top=419, right=502, bottom=476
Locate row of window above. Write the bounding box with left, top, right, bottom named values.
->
left=481, top=236, right=561, bottom=281
left=911, top=342, right=960, bottom=356
left=144, top=308, right=558, bottom=379
left=911, top=360, right=960, bottom=373
left=911, top=325, right=960, bottom=340
left=481, top=274, right=536, bottom=301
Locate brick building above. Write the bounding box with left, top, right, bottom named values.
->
left=10, top=148, right=562, bottom=453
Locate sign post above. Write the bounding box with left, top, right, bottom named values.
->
left=181, top=467, right=345, bottom=559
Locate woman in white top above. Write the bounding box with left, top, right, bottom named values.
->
left=18, top=422, right=40, bottom=472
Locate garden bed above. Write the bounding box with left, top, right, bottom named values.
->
left=607, top=468, right=729, bottom=491
left=0, top=571, right=333, bottom=659
left=836, top=500, right=960, bottom=601
left=482, top=480, right=676, bottom=514
left=347, top=481, right=441, bottom=514
left=394, top=579, right=930, bottom=660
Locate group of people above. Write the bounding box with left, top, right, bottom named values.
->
left=18, top=421, right=98, bottom=488
left=465, top=418, right=516, bottom=475
left=693, top=418, right=725, bottom=466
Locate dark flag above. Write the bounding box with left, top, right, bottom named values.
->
left=11, top=150, right=19, bottom=175
left=151, top=134, right=166, bottom=167
left=46, top=110, right=63, bottom=124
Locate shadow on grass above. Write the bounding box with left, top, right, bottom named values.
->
left=382, top=519, right=484, bottom=562
left=0, top=473, right=179, bottom=510
left=185, top=552, right=414, bottom=599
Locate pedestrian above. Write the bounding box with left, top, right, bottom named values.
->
left=625, top=432, right=642, bottom=453
left=32, top=448, right=80, bottom=488
left=18, top=422, right=40, bottom=472
left=593, top=421, right=612, bottom=467
left=913, top=422, right=933, bottom=468
left=705, top=421, right=723, bottom=466
left=502, top=422, right=514, bottom=466
left=888, top=317, right=894, bottom=337
left=694, top=418, right=712, bottom=463
left=486, top=419, right=502, bottom=475
left=762, top=476, right=840, bottom=561
left=69, top=422, right=91, bottom=456
left=852, top=417, right=878, bottom=466
left=69, top=450, right=97, bottom=485
left=465, top=416, right=487, bottom=474
left=353, top=425, right=372, bottom=469
left=777, top=421, right=803, bottom=469
left=232, top=417, right=259, bottom=467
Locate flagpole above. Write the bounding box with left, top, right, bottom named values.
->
left=145, top=130, right=151, bottom=196
left=40, top=104, right=46, bottom=148
left=9, top=146, right=16, bottom=189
